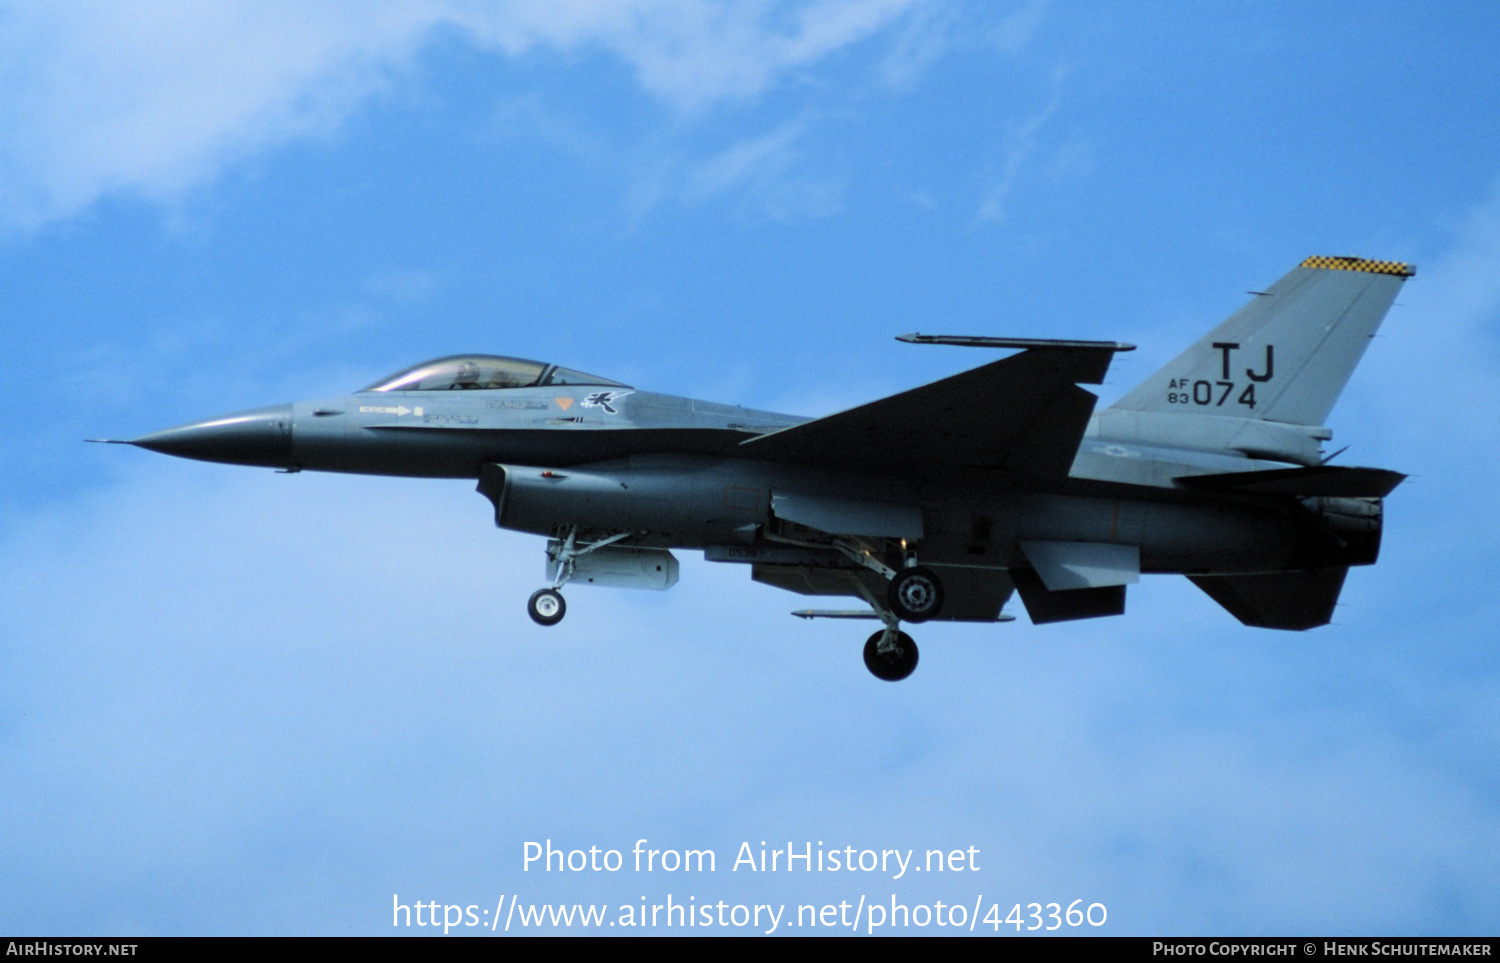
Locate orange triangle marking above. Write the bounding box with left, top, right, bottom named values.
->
left=555, top=396, right=574, bottom=410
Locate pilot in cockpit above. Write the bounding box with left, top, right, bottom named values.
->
left=452, top=361, right=482, bottom=389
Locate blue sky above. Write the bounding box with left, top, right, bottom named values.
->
left=3, top=0, right=1499, bottom=936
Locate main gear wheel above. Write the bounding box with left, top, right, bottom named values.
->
left=886, top=566, right=944, bottom=623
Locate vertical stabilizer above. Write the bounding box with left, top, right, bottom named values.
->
left=1111, top=257, right=1413, bottom=427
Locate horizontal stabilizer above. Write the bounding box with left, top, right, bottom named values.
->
left=1176, top=465, right=1405, bottom=498
left=1189, top=567, right=1348, bottom=630
left=1011, top=566, right=1126, bottom=624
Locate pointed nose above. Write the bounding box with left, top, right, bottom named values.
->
left=131, top=403, right=293, bottom=468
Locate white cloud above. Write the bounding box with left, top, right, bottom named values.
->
left=0, top=0, right=935, bottom=231
left=0, top=1, right=429, bottom=229
left=686, top=121, right=807, bottom=198
left=466, top=0, right=925, bottom=108
left=991, top=0, right=1046, bottom=54
left=8, top=195, right=1500, bottom=927
left=4, top=457, right=1498, bottom=931
left=974, top=63, right=1066, bottom=224
left=1325, top=177, right=1500, bottom=651
left=673, top=118, right=843, bottom=220
left=881, top=0, right=1043, bottom=87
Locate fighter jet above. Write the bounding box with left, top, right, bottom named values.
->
left=98, top=256, right=1411, bottom=680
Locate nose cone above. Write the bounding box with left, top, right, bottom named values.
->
left=132, top=403, right=294, bottom=468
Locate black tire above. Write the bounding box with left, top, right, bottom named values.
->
left=863, top=630, right=919, bottom=681
left=527, top=588, right=566, bottom=626
left=887, top=566, right=944, bottom=623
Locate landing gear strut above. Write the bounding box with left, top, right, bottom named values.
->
left=845, top=571, right=926, bottom=682
left=526, top=526, right=633, bottom=627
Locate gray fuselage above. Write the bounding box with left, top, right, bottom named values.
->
left=132, top=381, right=1365, bottom=582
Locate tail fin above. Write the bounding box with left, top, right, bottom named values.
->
left=1111, top=257, right=1413, bottom=426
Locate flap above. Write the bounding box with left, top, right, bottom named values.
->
left=771, top=490, right=923, bottom=540
left=740, top=346, right=1121, bottom=477
left=1019, top=540, right=1140, bottom=591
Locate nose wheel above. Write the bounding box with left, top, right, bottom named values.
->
left=863, top=629, right=919, bottom=682
left=528, top=588, right=566, bottom=626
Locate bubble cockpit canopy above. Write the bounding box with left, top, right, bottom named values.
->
left=360, top=355, right=630, bottom=393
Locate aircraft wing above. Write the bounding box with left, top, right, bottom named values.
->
left=739, top=345, right=1121, bottom=477
left=1175, top=464, right=1405, bottom=498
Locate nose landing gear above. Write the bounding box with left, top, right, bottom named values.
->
left=525, top=526, right=635, bottom=627
left=527, top=588, right=566, bottom=626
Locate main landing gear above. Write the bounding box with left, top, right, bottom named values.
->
left=863, top=629, right=919, bottom=682
left=839, top=555, right=942, bottom=682
left=887, top=566, right=944, bottom=623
